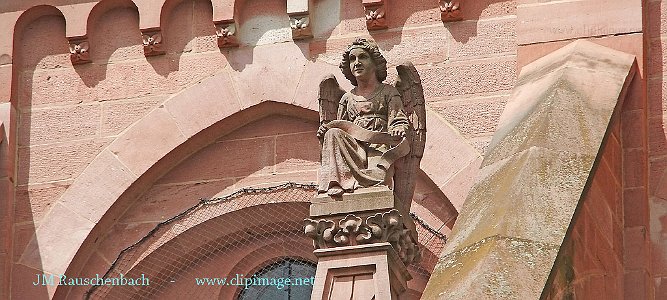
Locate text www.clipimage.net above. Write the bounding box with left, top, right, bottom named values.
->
left=194, top=275, right=314, bottom=290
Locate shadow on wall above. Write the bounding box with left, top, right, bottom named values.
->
left=74, top=0, right=142, bottom=87
left=153, top=0, right=218, bottom=77
left=53, top=102, right=320, bottom=298
left=77, top=0, right=226, bottom=83
left=648, top=4, right=667, bottom=297
left=223, top=0, right=321, bottom=70
left=64, top=114, right=321, bottom=298
left=10, top=5, right=68, bottom=299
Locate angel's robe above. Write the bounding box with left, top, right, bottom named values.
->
left=319, top=83, right=410, bottom=193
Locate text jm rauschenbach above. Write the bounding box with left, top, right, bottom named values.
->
left=33, top=273, right=149, bottom=286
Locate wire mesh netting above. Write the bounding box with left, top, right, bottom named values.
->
left=85, top=182, right=447, bottom=299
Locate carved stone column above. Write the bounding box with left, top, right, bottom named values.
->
left=304, top=187, right=419, bottom=299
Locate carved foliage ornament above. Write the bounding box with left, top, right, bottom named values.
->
left=289, top=13, right=312, bottom=40
left=215, top=21, right=239, bottom=48
left=304, top=209, right=420, bottom=264
left=68, top=37, right=90, bottom=65
left=363, top=3, right=387, bottom=30
left=439, top=0, right=462, bottom=22
left=141, top=29, right=165, bottom=56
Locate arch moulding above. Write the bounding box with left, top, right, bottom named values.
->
left=16, top=61, right=478, bottom=290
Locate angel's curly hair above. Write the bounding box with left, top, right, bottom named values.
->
left=339, top=38, right=388, bottom=86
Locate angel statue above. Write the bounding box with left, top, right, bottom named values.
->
left=317, top=38, right=426, bottom=210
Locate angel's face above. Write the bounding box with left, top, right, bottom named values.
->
left=348, top=48, right=376, bottom=81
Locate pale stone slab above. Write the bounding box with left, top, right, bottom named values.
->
left=19, top=203, right=95, bottom=275
left=59, top=149, right=137, bottom=223
left=486, top=40, right=636, bottom=166
left=164, top=71, right=241, bottom=138
left=310, top=186, right=398, bottom=217
left=517, top=0, right=642, bottom=45
left=445, top=147, right=595, bottom=250
left=108, top=107, right=186, bottom=177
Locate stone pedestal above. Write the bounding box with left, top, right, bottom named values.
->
left=304, top=187, right=419, bottom=300
left=311, top=243, right=411, bottom=300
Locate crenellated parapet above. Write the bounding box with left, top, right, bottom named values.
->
left=3, top=0, right=464, bottom=66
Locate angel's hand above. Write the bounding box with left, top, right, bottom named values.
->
left=317, top=124, right=330, bottom=138
left=390, top=126, right=406, bottom=138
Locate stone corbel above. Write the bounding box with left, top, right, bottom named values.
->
left=141, top=28, right=165, bottom=56
left=439, top=0, right=461, bottom=22
left=304, top=209, right=421, bottom=264
left=214, top=20, right=239, bottom=48
left=363, top=0, right=387, bottom=30
left=67, top=36, right=91, bottom=65
left=289, top=12, right=312, bottom=40
left=287, top=0, right=312, bottom=40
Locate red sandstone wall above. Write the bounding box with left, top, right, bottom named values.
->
left=642, top=1, right=667, bottom=299
left=2, top=0, right=517, bottom=298
left=648, top=0, right=667, bottom=298
left=3, top=0, right=661, bottom=299
left=543, top=98, right=632, bottom=299
left=3, top=0, right=664, bottom=299
left=506, top=0, right=653, bottom=298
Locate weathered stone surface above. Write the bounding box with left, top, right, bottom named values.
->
left=485, top=41, right=636, bottom=166
left=423, top=236, right=558, bottom=299
left=17, top=139, right=110, bottom=185
left=107, top=107, right=186, bottom=176
left=422, top=40, right=635, bottom=299
left=101, top=96, right=164, bottom=136
left=447, top=147, right=595, bottom=249
left=14, top=182, right=69, bottom=224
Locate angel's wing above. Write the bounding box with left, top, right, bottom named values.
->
left=393, top=62, right=426, bottom=213
left=318, top=74, right=346, bottom=125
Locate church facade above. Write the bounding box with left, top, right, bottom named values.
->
left=0, top=0, right=663, bottom=299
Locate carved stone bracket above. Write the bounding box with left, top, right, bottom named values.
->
left=363, top=1, right=387, bottom=30
left=141, top=28, right=165, bottom=56
left=68, top=36, right=91, bottom=65
left=304, top=209, right=420, bottom=264
left=215, top=20, right=239, bottom=48
left=289, top=12, right=313, bottom=40
left=439, top=0, right=461, bottom=22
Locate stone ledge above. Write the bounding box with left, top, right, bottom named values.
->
left=310, top=186, right=397, bottom=217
